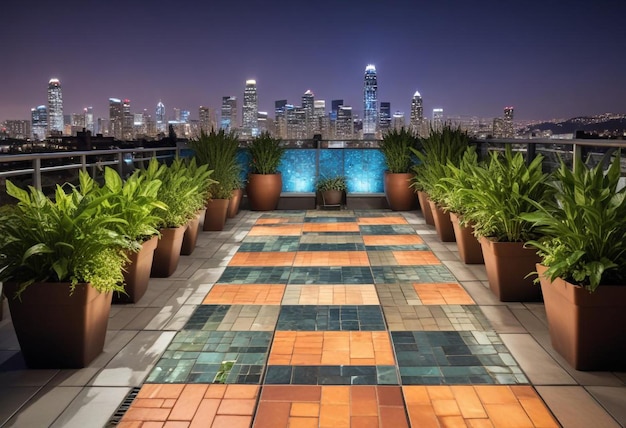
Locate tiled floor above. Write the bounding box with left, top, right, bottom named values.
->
left=1, top=209, right=625, bottom=427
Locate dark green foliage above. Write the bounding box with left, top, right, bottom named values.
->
left=247, top=132, right=285, bottom=175
left=379, top=127, right=420, bottom=173
left=315, top=175, right=347, bottom=192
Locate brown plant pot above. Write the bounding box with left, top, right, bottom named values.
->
left=151, top=225, right=187, bottom=278
left=204, top=199, right=230, bottom=231
left=537, top=264, right=626, bottom=371
left=417, top=191, right=435, bottom=225
left=429, top=200, right=455, bottom=242
left=321, top=190, right=343, bottom=206
left=228, top=188, right=243, bottom=218
left=450, top=213, right=484, bottom=264
left=383, top=171, right=416, bottom=211
left=3, top=282, right=112, bottom=368
left=115, top=235, right=159, bottom=303
left=181, top=215, right=200, bottom=255
left=479, top=237, right=542, bottom=302
left=246, top=173, right=282, bottom=211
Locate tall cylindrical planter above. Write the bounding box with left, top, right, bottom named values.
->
left=417, top=191, right=435, bottom=225
left=204, top=199, right=229, bottom=231
left=151, top=225, right=187, bottom=278
left=384, top=172, right=416, bottom=211
left=429, top=200, right=455, bottom=242
left=228, top=188, right=243, bottom=218
left=480, top=237, right=542, bottom=302
left=181, top=213, right=201, bottom=255
left=450, top=213, right=484, bottom=264
left=4, top=282, right=112, bottom=368
left=116, top=235, right=159, bottom=303
left=246, top=173, right=282, bottom=211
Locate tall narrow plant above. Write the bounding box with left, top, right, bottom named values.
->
left=379, top=127, right=420, bottom=173
left=247, top=132, right=285, bottom=174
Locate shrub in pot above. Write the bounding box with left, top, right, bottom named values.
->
left=379, top=127, right=420, bottom=211
left=316, top=175, right=347, bottom=207
left=0, top=175, right=130, bottom=368
left=523, top=153, right=626, bottom=370
left=246, top=132, right=285, bottom=211
left=178, top=158, right=215, bottom=252
left=462, top=147, right=553, bottom=301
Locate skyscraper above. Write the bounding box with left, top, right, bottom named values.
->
left=432, top=108, right=444, bottom=131
left=156, top=101, right=166, bottom=134
left=379, top=102, right=391, bottom=133
left=122, top=99, right=133, bottom=140
left=302, top=90, right=315, bottom=137
left=31, top=105, right=47, bottom=140
left=363, top=65, right=378, bottom=138
left=84, top=107, right=94, bottom=134
left=503, top=106, right=514, bottom=138
left=410, top=90, right=424, bottom=135
left=393, top=111, right=406, bottom=131
left=274, top=100, right=288, bottom=138
left=313, top=100, right=327, bottom=137
left=242, top=79, right=258, bottom=137
left=336, top=106, right=354, bottom=138
left=199, top=106, right=214, bottom=133
left=109, top=98, right=123, bottom=140
left=47, top=78, right=63, bottom=135
left=220, top=96, right=237, bottom=133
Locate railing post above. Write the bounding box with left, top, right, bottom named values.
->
left=526, top=141, right=536, bottom=166
left=33, top=158, right=41, bottom=191
left=117, top=152, right=124, bottom=175
left=81, top=154, right=87, bottom=173
left=572, top=143, right=582, bottom=172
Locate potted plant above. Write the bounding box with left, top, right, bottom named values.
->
left=188, top=129, right=240, bottom=230
left=316, top=175, right=347, bottom=207
left=462, top=147, right=553, bottom=301
left=0, top=175, right=130, bottom=368
left=245, top=132, right=285, bottom=211
left=523, top=153, right=626, bottom=370
left=411, top=125, right=470, bottom=241
left=378, top=127, right=420, bottom=211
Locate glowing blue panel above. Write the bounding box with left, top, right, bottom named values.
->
left=319, top=149, right=344, bottom=179
left=279, top=149, right=316, bottom=192
left=344, top=149, right=385, bottom=193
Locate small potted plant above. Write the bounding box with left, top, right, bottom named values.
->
left=245, top=132, right=285, bottom=211
left=315, top=175, right=347, bottom=207
left=0, top=175, right=130, bottom=368
left=523, top=153, right=626, bottom=370
left=179, top=158, right=215, bottom=254
left=378, top=127, right=420, bottom=211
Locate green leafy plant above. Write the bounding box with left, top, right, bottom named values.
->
left=378, top=127, right=420, bottom=173
left=247, top=132, right=285, bottom=174
left=182, top=157, right=217, bottom=213
left=315, top=175, right=347, bottom=192
left=435, top=147, right=480, bottom=217
left=0, top=174, right=130, bottom=297
left=188, top=129, right=240, bottom=199
left=461, top=147, right=553, bottom=242
left=523, top=153, right=626, bottom=291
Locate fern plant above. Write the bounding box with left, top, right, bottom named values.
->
left=378, top=127, right=420, bottom=173
left=523, top=153, right=626, bottom=291
left=247, top=132, right=285, bottom=174
left=315, top=175, right=347, bottom=192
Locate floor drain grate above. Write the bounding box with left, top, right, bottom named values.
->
left=106, top=386, right=141, bottom=426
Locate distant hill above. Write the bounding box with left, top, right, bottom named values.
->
left=521, top=115, right=626, bottom=137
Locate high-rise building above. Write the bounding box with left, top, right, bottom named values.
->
left=122, top=99, right=133, bottom=140
left=285, top=105, right=307, bottom=139
left=379, top=102, right=391, bottom=133
left=363, top=65, right=378, bottom=138
left=503, top=106, right=514, bottom=138
left=302, top=90, right=315, bottom=137
left=109, top=98, right=123, bottom=140
left=335, top=106, right=354, bottom=138
left=330, top=99, right=343, bottom=138
left=180, top=110, right=190, bottom=123
left=31, top=105, right=48, bottom=140
left=392, top=111, right=405, bottom=131
left=84, top=107, right=94, bottom=134
left=242, top=79, right=258, bottom=137
left=258, top=111, right=269, bottom=134
left=313, top=100, right=327, bottom=137
left=4, top=120, right=31, bottom=139
left=220, top=96, right=237, bottom=133
left=71, top=113, right=85, bottom=135
left=410, top=90, right=423, bottom=135
left=156, top=101, right=166, bottom=134
left=47, top=78, right=63, bottom=135
left=199, top=106, right=215, bottom=133
left=274, top=100, right=288, bottom=138
left=432, top=108, right=444, bottom=131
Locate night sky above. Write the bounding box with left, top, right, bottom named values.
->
left=1, top=0, right=625, bottom=122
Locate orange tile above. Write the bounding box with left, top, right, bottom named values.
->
left=474, top=386, right=518, bottom=405
left=216, top=399, right=257, bottom=416
left=256, top=218, right=291, bottom=225
left=321, top=386, right=351, bottom=405
left=432, top=399, right=461, bottom=417
left=224, top=385, right=260, bottom=399
left=290, top=402, right=320, bottom=417
left=248, top=225, right=302, bottom=236
left=163, top=422, right=190, bottom=428
left=293, top=251, right=370, bottom=266
left=350, top=387, right=378, bottom=416
left=137, top=384, right=185, bottom=400
left=253, top=401, right=291, bottom=428
left=393, top=250, right=441, bottom=265
left=228, top=252, right=295, bottom=266
left=204, top=384, right=227, bottom=399
left=379, top=406, right=410, bottom=428
left=319, top=404, right=351, bottom=427
left=414, top=283, right=475, bottom=305
left=302, top=223, right=360, bottom=232
left=403, top=386, right=431, bottom=405
left=122, top=408, right=171, bottom=422
left=362, top=235, right=423, bottom=246
left=211, top=415, right=252, bottom=428
left=293, top=285, right=379, bottom=305
left=117, top=422, right=146, bottom=428
left=451, top=386, right=487, bottom=419
left=132, top=399, right=166, bottom=408
left=518, top=398, right=560, bottom=427
left=483, top=404, right=534, bottom=427
left=467, top=420, right=495, bottom=428
left=260, top=386, right=322, bottom=402
left=189, top=399, right=219, bottom=428
left=357, top=216, right=408, bottom=225
left=438, top=415, right=468, bottom=428
left=169, top=384, right=208, bottom=421
left=204, top=284, right=285, bottom=305
left=142, top=423, right=166, bottom=428
left=405, top=404, right=440, bottom=428
left=287, top=417, right=319, bottom=428
left=350, top=416, right=380, bottom=427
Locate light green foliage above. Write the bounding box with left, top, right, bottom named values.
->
left=435, top=148, right=480, bottom=218
left=379, top=127, right=420, bottom=173
left=0, top=174, right=130, bottom=296
left=247, top=132, right=285, bottom=175
left=523, top=153, right=626, bottom=290
left=315, top=175, right=348, bottom=192
left=188, top=129, right=240, bottom=199
left=461, top=147, right=553, bottom=242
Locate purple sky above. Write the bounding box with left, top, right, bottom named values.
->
left=2, top=0, right=625, bottom=122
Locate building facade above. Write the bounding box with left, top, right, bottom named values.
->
left=47, top=78, right=63, bottom=135
left=109, top=98, right=123, bottom=140
left=379, top=102, right=391, bottom=133
left=220, top=96, right=237, bottom=133
left=31, top=105, right=47, bottom=141
left=242, top=80, right=258, bottom=137
left=363, top=65, right=378, bottom=138
left=409, top=90, right=424, bottom=135
left=156, top=101, right=166, bottom=134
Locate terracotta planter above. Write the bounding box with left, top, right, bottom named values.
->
left=181, top=214, right=201, bottom=255
left=115, top=235, right=159, bottom=303
left=246, top=173, right=282, bottom=211
left=450, top=213, right=484, bottom=264
left=151, top=225, right=187, bottom=278
left=228, top=188, right=243, bottom=218
left=537, top=264, right=626, bottom=371
left=3, top=282, right=112, bottom=368
left=204, top=199, right=229, bottom=231
left=384, top=171, right=416, bottom=211
left=479, top=237, right=542, bottom=302
left=429, top=200, right=455, bottom=242
left=417, top=191, right=435, bottom=225
left=321, top=190, right=343, bottom=206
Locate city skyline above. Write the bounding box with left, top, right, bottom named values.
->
left=1, top=1, right=625, bottom=123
